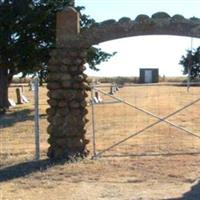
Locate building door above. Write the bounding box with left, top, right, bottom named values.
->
left=144, top=70, right=153, bottom=83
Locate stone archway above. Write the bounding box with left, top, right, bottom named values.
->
left=47, top=7, right=200, bottom=160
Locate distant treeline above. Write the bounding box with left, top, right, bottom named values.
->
left=12, top=76, right=190, bottom=85
left=88, top=76, right=188, bottom=85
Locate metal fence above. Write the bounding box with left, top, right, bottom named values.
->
left=89, top=83, right=200, bottom=158
left=0, top=78, right=49, bottom=168
left=2, top=81, right=200, bottom=166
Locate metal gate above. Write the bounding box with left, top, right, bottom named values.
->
left=89, top=83, right=200, bottom=158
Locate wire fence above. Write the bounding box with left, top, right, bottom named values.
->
left=1, top=81, right=200, bottom=167
left=89, top=83, right=200, bottom=158
left=0, top=79, right=49, bottom=168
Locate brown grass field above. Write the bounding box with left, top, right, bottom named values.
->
left=1, top=83, right=200, bottom=200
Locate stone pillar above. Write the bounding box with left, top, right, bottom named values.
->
left=56, top=7, right=80, bottom=47
left=46, top=7, right=90, bottom=160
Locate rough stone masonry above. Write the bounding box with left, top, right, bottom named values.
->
left=47, top=7, right=90, bottom=160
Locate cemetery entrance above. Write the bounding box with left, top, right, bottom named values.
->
left=47, top=7, right=200, bottom=160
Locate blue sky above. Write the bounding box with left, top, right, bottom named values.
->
left=76, top=0, right=200, bottom=77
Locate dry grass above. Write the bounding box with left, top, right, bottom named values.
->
left=90, top=85, right=200, bottom=156
left=1, top=84, right=200, bottom=200
left=0, top=85, right=49, bottom=167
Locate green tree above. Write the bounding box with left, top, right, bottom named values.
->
left=179, top=47, right=200, bottom=80
left=0, top=0, right=114, bottom=114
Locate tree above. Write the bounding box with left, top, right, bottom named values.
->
left=179, top=47, right=200, bottom=80
left=0, top=0, right=114, bottom=114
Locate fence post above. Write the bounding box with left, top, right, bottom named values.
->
left=33, top=77, right=40, bottom=160
left=91, top=84, right=97, bottom=158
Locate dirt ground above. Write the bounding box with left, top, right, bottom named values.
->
left=1, top=156, right=200, bottom=200
left=1, top=84, right=200, bottom=200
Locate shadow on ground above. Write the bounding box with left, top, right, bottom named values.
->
left=0, top=159, right=64, bottom=182
left=0, top=109, right=46, bottom=128
left=167, top=180, right=200, bottom=200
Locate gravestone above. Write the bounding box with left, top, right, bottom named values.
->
left=16, top=88, right=23, bottom=104
left=95, top=91, right=103, bottom=103
left=16, top=88, right=29, bottom=104
left=8, top=99, right=16, bottom=107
